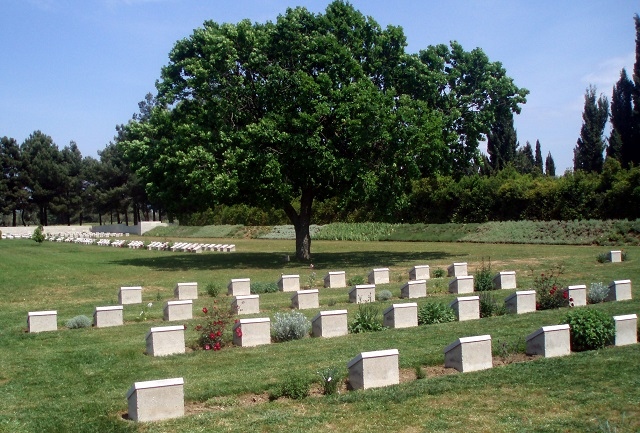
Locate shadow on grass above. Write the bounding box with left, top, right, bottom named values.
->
left=109, top=250, right=460, bottom=271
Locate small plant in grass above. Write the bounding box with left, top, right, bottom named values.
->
left=431, top=268, right=446, bottom=278
left=250, top=281, right=279, bottom=294
left=621, top=250, right=628, bottom=261
left=134, top=302, right=154, bottom=322
left=418, top=302, right=456, bottom=325
left=560, top=308, right=615, bottom=351
left=414, top=365, right=426, bottom=380
left=272, top=311, right=311, bottom=342
left=347, top=275, right=365, bottom=286
left=195, top=303, right=237, bottom=351
left=493, top=338, right=524, bottom=359
left=306, top=271, right=317, bottom=289
left=596, top=252, right=609, bottom=263
left=474, top=257, right=494, bottom=291
left=532, top=266, right=568, bottom=310
left=377, top=289, right=392, bottom=301
left=32, top=225, right=45, bottom=244
left=316, top=366, right=343, bottom=395
left=348, top=303, right=385, bottom=333
left=587, top=282, right=610, bottom=304
left=65, top=315, right=91, bottom=329
left=206, top=282, right=223, bottom=297
left=479, top=292, right=507, bottom=318
left=269, top=374, right=311, bottom=400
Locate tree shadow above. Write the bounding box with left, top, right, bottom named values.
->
left=110, top=250, right=461, bottom=272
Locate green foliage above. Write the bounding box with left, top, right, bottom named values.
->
left=474, top=258, right=494, bottom=291
left=597, top=252, right=610, bottom=263
left=348, top=303, right=385, bottom=334
left=271, top=311, right=311, bottom=342
left=65, top=315, right=91, bottom=329
left=195, top=304, right=236, bottom=351
left=206, top=282, right=223, bottom=297
left=258, top=225, right=322, bottom=240
left=417, top=302, right=456, bottom=325
left=376, top=289, right=393, bottom=301
left=587, top=282, right=610, bottom=304
left=561, top=308, right=615, bottom=351
left=431, top=268, right=446, bottom=278
left=269, top=374, right=311, bottom=400
left=32, top=225, right=45, bottom=244
left=250, top=282, right=279, bottom=294
left=532, top=266, right=568, bottom=310
left=316, top=366, right=343, bottom=395
left=479, top=292, right=507, bottom=318
left=573, top=85, right=609, bottom=173
left=185, top=204, right=288, bottom=226
left=347, top=275, right=365, bottom=286
left=414, top=365, right=426, bottom=380
left=314, top=223, right=398, bottom=241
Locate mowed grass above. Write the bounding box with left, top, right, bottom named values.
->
left=0, top=238, right=639, bottom=432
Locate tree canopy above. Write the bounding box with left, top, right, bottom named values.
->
left=120, top=1, right=527, bottom=260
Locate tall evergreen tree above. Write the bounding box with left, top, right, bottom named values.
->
left=486, top=107, right=518, bottom=171
left=574, top=85, right=609, bottom=173
left=534, top=139, right=543, bottom=173
left=545, top=152, right=556, bottom=176
left=628, top=13, right=640, bottom=166
left=609, top=68, right=634, bottom=164
left=514, top=141, right=535, bottom=174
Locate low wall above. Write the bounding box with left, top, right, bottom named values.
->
left=2, top=222, right=166, bottom=236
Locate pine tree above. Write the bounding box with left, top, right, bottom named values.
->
left=534, top=139, right=543, bottom=173
left=545, top=152, right=556, bottom=176
left=574, top=85, right=609, bottom=173
left=487, top=108, right=518, bottom=171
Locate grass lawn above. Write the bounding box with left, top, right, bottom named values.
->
left=0, top=238, right=638, bottom=432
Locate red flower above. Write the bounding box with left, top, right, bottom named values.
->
left=204, top=344, right=211, bottom=350
left=202, top=307, right=208, bottom=314
left=235, top=328, right=243, bottom=337
left=536, top=303, right=541, bottom=310
left=563, top=291, right=568, bottom=299
left=213, top=342, right=221, bottom=351
left=216, top=331, right=222, bottom=337
left=195, top=325, right=202, bottom=331
left=569, top=297, right=573, bottom=302
left=234, top=319, right=239, bottom=323
left=209, top=332, right=215, bottom=339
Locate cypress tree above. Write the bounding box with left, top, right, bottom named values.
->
left=487, top=108, right=518, bottom=171
left=609, top=69, right=634, bottom=165
left=574, top=85, right=609, bottom=173
left=534, top=139, right=543, bottom=173
left=628, top=14, right=640, bottom=166
left=545, top=152, right=556, bottom=176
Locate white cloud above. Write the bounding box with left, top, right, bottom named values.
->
left=581, top=52, right=635, bottom=91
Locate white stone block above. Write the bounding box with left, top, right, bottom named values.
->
left=449, top=296, right=480, bottom=321
left=347, top=349, right=399, bottom=390
left=312, top=310, right=348, bottom=338
left=383, top=303, right=418, bottom=329
left=607, top=280, right=632, bottom=301
left=126, top=377, right=184, bottom=422
left=526, top=324, right=571, bottom=358
left=610, top=250, right=622, bottom=263
left=400, top=280, right=427, bottom=299
left=163, top=300, right=193, bottom=322
left=93, top=305, right=123, bottom=328
left=324, top=271, right=346, bottom=288
left=444, top=335, right=492, bottom=372
left=232, top=294, right=260, bottom=315
left=145, top=325, right=185, bottom=357
left=174, top=282, right=198, bottom=300
left=278, top=275, right=300, bottom=292
left=349, top=284, right=376, bottom=303
left=368, top=268, right=390, bottom=285
left=504, top=290, right=536, bottom=314
left=492, top=271, right=516, bottom=290
left=613, top=314, right=637, bottom=346
left=409, top=265, right=430, bottom=281
left=228, top=278, right=251, bottom=296
left=448, top=275, right=475, bottom=294
left=447, top=262, right=468, bottom=277
left=118, top=286, right=142, bottom=305
left=291, top=289, right=319, bottom=310
left=564, top=285, right=587, bottom=307
left=233, top=317, right=270, bottom=347
left=27, top=310, right=57, bottom=333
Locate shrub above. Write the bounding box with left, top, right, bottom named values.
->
left=348, top=303, right=385, bottom=333
left=250, top=282, right=279, bottom=294
left=376, top=289, right=392, bottom=301
left=474, top=258, right=494, bottom=291
left=269, top=374, right=311, bottom=400
left=316, top=366, right=343, bottom=395
left=561, top=308, right=615, bottom=351
left=587, top=282, right=610, bottom=304
left=271, top=311, right=311, bottom=342
left=206, top=282, right=223, bottom=297
left=532, top=266, right=568, bottom=310
left=596, top=252, right=609, bottom=263
left=195, top=303, right=236, bottom=351
left=621, top=250, right=628, bottom=261
left=65, top=315, right=91, bottom=329
left=32, top=225, right=45, bottom=244
left=431, top=268, right=446, bottom=278
left=347, top=275, right=365, bottom=286
left=417, top=302, right=456, bottom=325
left=479, top=292, right=507, bottom=318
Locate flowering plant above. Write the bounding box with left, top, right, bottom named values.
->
left=531, top=266, right=570, bottom=310
left=195, top=302, right=237, bottom=351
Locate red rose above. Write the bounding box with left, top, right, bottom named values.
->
left=202, top=307, right=208, bottom=314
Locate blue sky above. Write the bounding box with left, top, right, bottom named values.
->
left=1, top=0, right=637, bottom=172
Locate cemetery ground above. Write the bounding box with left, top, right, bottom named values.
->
left=0, top=237, right=638, bottom=432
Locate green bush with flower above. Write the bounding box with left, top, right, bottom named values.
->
left=533, top=266, right=570, bottom=310
left=195, top=302, right=237, bottom=351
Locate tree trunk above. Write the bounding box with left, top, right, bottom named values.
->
left=283, top=188, right=314, bottom=261
left=12, top=209, right=17, bottom=227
